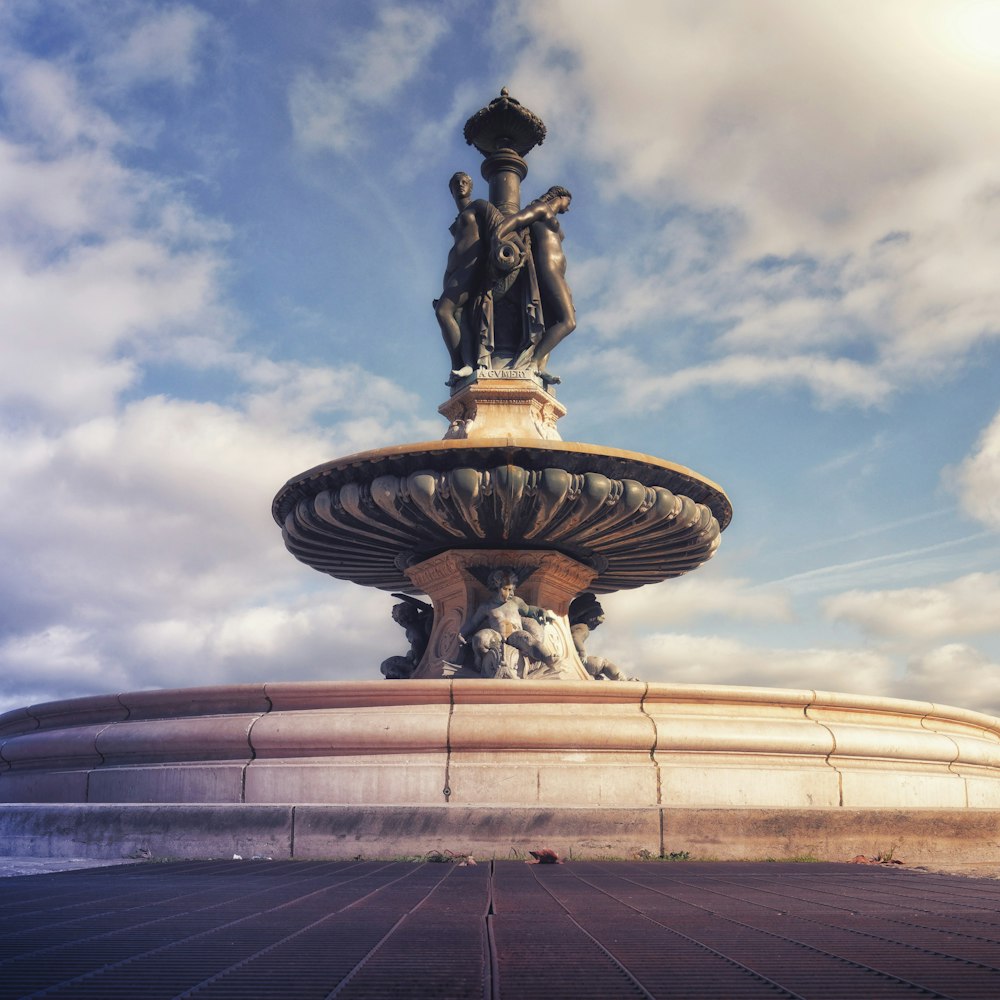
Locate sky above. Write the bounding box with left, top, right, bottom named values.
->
left=1, top=0, right=999, bottom=718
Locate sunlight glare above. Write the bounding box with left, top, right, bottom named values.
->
left=944, top=0, right=1000, bottom=71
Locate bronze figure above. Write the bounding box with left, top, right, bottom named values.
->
left=436, top=91, right=576, bottom=388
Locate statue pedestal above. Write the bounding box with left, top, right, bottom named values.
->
left=439, top=376, right=566, bottom=441
left=404, top=548, right=595, bottom=680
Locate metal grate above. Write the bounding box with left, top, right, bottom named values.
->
left=2, top=861, right=1000, bottom=998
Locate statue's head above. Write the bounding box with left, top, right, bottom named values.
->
left=449, top=171, right=473, bottom=199
left=487, top=568, right=518, bottom=600
left=540, top=185, right=572, bottom=210
left=569, top=592, right=604, bottom=628
left=391, top=602, right=422, bottom=626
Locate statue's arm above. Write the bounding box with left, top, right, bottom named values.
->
left=495, top=201, right=552, bottom=241
left=460, top=602, right=488, bottom=637
left=516, top=597, right=552, bottom=624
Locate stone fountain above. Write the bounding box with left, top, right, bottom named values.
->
left=272, top=89, right=730, bottom=684
left=3, top=93, right=1000, bottom=865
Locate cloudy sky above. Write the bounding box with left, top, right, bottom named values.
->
left=2, top=0, right=999, bottom=718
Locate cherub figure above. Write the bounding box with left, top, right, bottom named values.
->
left=460, top=569, right=559, bottom=678
left=380, top=596, right=433, bottom=680
left=569, top=593, right=636, bottom=682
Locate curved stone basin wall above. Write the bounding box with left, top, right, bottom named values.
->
left=2, top=682, right=999, bottom=861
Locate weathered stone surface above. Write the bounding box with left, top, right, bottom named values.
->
left=2, top=802, right=1000, bottom=863
left=3, top=681, right=1000, bottom=822
left=439, top=378, right=566, bottom=440
left=0, top=803, right=293, bottom=860
left=663, top=808, right=1000, bottom=864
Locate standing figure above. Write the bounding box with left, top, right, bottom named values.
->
left=568, top=593, right=636, bottom=682
left=433, top=172, right=504, bottom=382
left=460, top=569, right=559, bottom=678
left=504, top=186, right=576, bottom=376
left=435, top=174, right=575, bottom=382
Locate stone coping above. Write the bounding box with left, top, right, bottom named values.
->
left=2, top=681, right=998, bottom=738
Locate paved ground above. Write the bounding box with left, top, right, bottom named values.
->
left=0, top=858, right=142, bottom=878
left=3, top=859, right=1000, bottom=998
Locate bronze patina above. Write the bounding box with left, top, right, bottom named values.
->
left=435, top=90, right=575, bottom=388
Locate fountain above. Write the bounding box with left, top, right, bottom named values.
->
left=273, top=89, right=728, bottom=684
left=2, top=93, right=999, bottom=865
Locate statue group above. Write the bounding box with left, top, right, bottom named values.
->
left=381, top=573, right=634, bottom=683
left=375, top=92, right=645, bottom=682
left=433, top=92, right=576, bottom=386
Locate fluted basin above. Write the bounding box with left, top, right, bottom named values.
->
left=273, top=438, right=732, bottom=594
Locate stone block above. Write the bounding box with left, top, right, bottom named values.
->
left=658, top=756, right=841, bottom=808
left=249, top=705, right=450, bottom=758
left=837, top=762, right=967, bottom=808
left=95, top=716, right=257, bottom=765
left=662, top=807, right=1000, bottom=864
left=245, top=757, right=447, bottom=805
left=447, top=755, right=657, bottom=807
left=0, top=803, right=293, bottom=860
left=292, top=804, right=661, bottom=859
left=0, top=769, right=91, bottom=803
left=88, top=764, right=246, bottom=804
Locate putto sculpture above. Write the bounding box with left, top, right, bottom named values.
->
left=272, top=90, right=732, bottom=683
left=379, top=595, right=433, bottom=680
left=569, top=593, right=636, bottom=682
left=459, top=569, right=560, bottom=679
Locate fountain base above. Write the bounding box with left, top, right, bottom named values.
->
left=3, top=681, right=1000, bottom=863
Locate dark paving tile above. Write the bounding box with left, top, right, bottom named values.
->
left=1, top=861, right=999, bottom=998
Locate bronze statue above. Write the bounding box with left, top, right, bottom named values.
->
left=380, top=595, right=433, bottom=679
left=459, top=569, right=559, bottom=679
left=433, top=172, right=500, bottom=381
left=510, top=186, right=575, bottom=376
left=569, top=593, right=635, bottom=682
left=435, top=91, right=575, bottom=387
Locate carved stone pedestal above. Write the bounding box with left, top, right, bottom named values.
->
left=404, top=548, right=596, bottom=680
left=439, top=376, right=566, bottom=441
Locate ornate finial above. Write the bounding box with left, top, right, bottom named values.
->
left=464, top=90, right=546, bottom=157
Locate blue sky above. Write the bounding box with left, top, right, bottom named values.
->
left=1, top=0, right=999, bottom=715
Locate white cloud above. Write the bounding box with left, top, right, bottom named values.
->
left=103, top=5, right=212, bottom=90
left=824, top=572, right=1000, bottom=642
left=0, top=382, right=427, bottom=705
left=289, top=5, right=446, bottom=154
left=956, top=409, right=1000, bottom=529
left=0, top=17, right=440, bottom=709
left=0, top=48, right=230, bottom=422
left=903, top=643, right=1000, bottom=717
left=614, top=631, right=894, bottom=696
left=600, top=575, right=793, bottom=629
left=501, top=0, right=1000, bottom=401
left=0, top=58, right=122, bottom=151
left=635, top=353, right=892, bottom=410
left=126, top=586, right=397, bottom=691
left=1, top=238, right=221, bottom=419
